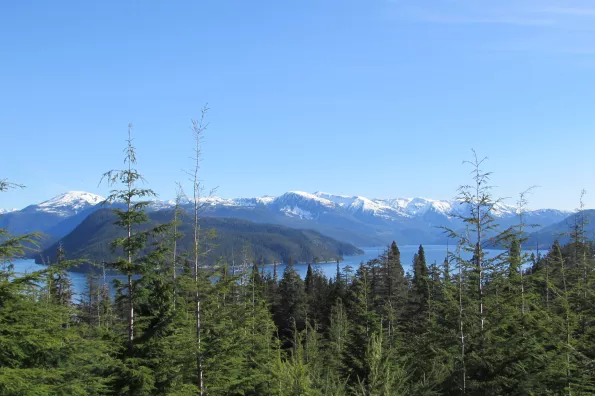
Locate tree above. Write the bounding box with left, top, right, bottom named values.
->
left=101, top=124, right=168, bottom=355
left=409, top=244, right=430, bottom=325
left=442, top=151, right=515, bottom=392
left=186, top=105, right=214, bottom=395
left=276, top=257, right=307, bottom=343
left=305, top=263, right=314, bottom=296
left=46, top=243, right=74, bottom=307
left=0, top=180, right=118, bottom=395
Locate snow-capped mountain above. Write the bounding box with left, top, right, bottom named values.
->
left=1, top=190, right=574, bottom=247
left=168, top=190, right=570, bottom=245
left=314, top=192, right=519, bottom=219
left=0, top=191, right=106, bottom=241
left=149, top=190, right=524, bottom=221
left=0, top=208, right=18, bottom=214
left=29, top=191, right=104, bottom=217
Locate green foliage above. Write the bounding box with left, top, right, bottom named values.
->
left=276, top=258, right=307, bottom=340
left=6, top=149, right=595, bottom=396
left=0, top=264, right=117, bottom=395
left=37, top=208, right=363, bottom=269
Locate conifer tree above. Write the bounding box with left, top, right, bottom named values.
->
left=344, top=261, right=382, bottom=386
left=409, top=244, right=430, bottom=325
left=0, top=180, right=118, bottom=395
left=276, top=257, right=307, bottom=342
left=185, top=105, right=213, bottom=395
left=305, top=263, right=314, bottom=295
left=46, top=243, right=74, bottom=306
left=101, top=124, right=168, bottom=356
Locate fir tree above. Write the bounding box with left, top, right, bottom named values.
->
left=101, top=124, right=168, bottom=356
left=276, top=257, right=307, bottom=342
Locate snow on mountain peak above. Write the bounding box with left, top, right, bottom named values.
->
left=313, top=192, right=356, bottom=207
left=275, top=191, right=336, bottom=208
left=231, top=196, right=275, bottom=207
left=280, top=205, right=314, bottom=220
left=315, top=193, right=460, bottom=218
left=36, top=191, right=105, bottom=216
left=15, top=190, right=567, bottom=225
left=348, top=196, right=391, bottom=215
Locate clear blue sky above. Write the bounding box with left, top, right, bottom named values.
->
left=2, top=0, right=594, bottom=210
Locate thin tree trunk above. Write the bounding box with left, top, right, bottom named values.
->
left=173, top=191, right=180, bottom=310
left=458, top=244, right=466, bottom=394
left=518, top=191, right=529, bottom=316
left=475, top=193, right=484, bottom=334
left=580, top=192, right=587, bottom=334
left=191, top=109, right=208, bottom=396
left=385, top=253, right=392, bottom=343
left=127, top=159, right=134, bottom=355
left=96, top=277, right=101, bottom=328
left=559, top=245, right=571, bottom=396
left=543, top=241, right=550, bottom=311
left=194, top=175, right=203, bottom=396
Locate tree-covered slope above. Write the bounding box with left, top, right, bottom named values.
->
left=35, top=208, right=363, bottom=269
left=525, top=209, right=595, bottom=247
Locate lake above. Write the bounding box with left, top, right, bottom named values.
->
left=9, top=245, right=523, bottom=299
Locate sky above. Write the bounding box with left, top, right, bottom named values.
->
left=2, top=0, right=595, bottom=210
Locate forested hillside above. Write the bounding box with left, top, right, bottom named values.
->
left=34, top=208, right=363, bottom=270
left=525, top=209, right=595, bottom=247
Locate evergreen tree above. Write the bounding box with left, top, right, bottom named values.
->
left=408, top=244, right=430, bottom=328
left=276, top=256, right=307, bottom=342
left=101, top=124, right=169, bottom=356
left=344, top=261, right=382, bottom=387
left=0, top=180, right=118, bottom=395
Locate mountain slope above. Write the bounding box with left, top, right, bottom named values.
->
left=35, top=208, right=364, bottom=271
left=192, top=192, right=570, bottom=245
left=0, top=191, right=105, bottom=241
left=4, top=190, right=572, bottom=247
left=525, top=210, right=595, bottom=247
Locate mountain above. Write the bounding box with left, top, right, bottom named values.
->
left=3, top=190, right=573, bottom=247
left=184, top=191, right=570, bottom=245
left=35, top=208, right=363, bottom=271
left=525, top=209, right=595, bottom=248
left=0, top=191, right=105, bottom=246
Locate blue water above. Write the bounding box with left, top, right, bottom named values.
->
left=7, top=260, right=126, bottom=302
left=9, top=245, right=524, bottom=299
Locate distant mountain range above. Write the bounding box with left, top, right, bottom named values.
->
left=0, top=191, right=104, bottom=246
left=0, top=190, right=576, bottom=248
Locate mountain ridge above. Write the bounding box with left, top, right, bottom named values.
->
left=35, top=208, right=364, bottom=272
left=2, top=190, right=575, bottom=247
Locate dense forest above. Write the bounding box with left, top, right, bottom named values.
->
left=34, top=208, right=362, bottom=271
left=2, top=127, right=595, bottom=395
